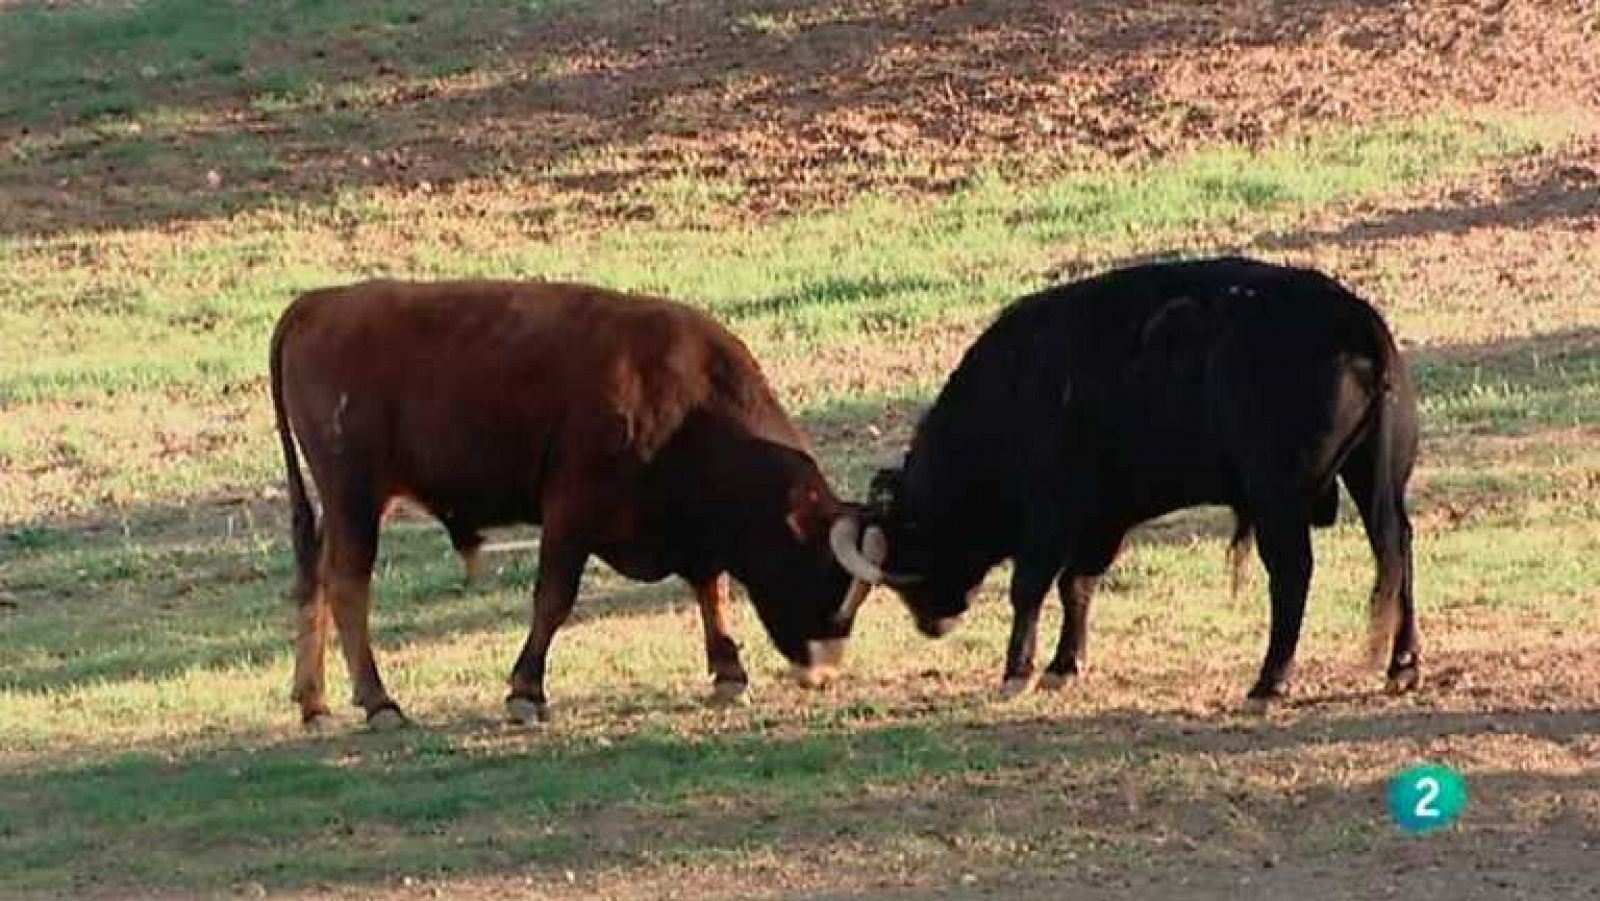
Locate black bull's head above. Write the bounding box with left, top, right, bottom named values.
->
left=828, top=467, right=943, bottom=629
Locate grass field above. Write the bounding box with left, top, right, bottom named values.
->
left=2, top=1, right=1598, bottom=898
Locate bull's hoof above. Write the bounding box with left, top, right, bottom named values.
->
left=790, top=666, right=837, bottom=690
left=998, top=675, right=1037, bottom=700
left=708, top=679, right=750, bottom=707
left=302, top=712, right=336, bottom=733
left=1243, top=676, right=1289, bottom=714
left=366, top=707, right=409, bottom=731
left=916, top=616, right=963, bottom=638
left=1241, top=696, right=1275, bottom=715
left=1385, top=665, right=1421, bottom=695
left=1037, top=670, right=1079, bottom=692
left=506, top=696, right=551, bottom=725
left=1241, top=687, right=1289, bottom=714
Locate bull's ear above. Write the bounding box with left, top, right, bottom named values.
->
left=867, top=467, right=904, bottom=519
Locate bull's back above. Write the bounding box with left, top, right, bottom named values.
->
left=928, top=258, right=1397, bottom=517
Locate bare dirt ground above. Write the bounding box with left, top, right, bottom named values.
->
left=297, top=614, right=1600, bottom=901
left=6, top=0, right=1599, bottom=234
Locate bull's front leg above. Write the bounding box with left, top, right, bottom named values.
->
left=1000, top=556, right=1058, bottom=699
left=506, top=536, right=587, bottom=725
left=1040, top=572, right=1097, bottom=689
left=1040, top=530, right=1123, bottom=690
left=445, top=522, right=486, bottom=584
left=694, top=574, right=750, bottom=705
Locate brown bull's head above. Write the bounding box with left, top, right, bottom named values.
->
left=733, top=447, right=895, bottom=688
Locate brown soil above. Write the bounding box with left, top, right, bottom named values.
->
left=4, top=0, right=1599, bottom=234
left=267, top=617, right=1600, bottom=900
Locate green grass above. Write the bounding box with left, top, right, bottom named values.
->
left=0, top=0, right=559, bottom=127
left=0, top=720, right=1021, bottom=892
left=1, top=111, right=1588, bottom=530
left=1415, top=340, right=1600, bottom=436
left=0, top=112, right=1567, bottom=409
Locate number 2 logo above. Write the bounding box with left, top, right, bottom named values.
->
left=1413, top=776, right=1441, bottom=819
left=1389, top=764, right=1466, bottom=833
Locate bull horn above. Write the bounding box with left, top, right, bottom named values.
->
left=834, top=524, right=890, bottom=624
left=829, top=516, right=885, bottom=584
left=836, top=579, right=872, bottom=626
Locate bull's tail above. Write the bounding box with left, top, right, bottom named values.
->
left=1363, top=339, right=1407, bottom=670
left=269, top=314, right=318, bottom=604
left=1226, top=514, right=1253, bottom=601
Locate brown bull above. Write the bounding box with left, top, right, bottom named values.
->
left=269, top=279, right=880, bottom=728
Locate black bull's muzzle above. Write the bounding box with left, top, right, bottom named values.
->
left=916, top=614, right=963, bottom=638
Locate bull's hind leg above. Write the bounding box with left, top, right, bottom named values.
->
left=1387, top=532, right=1419, bottom=694
left=506, top=536, right=586, bottom=725
left=321, top=509, right=405, bottom=728
left=1245, top=508, right=1313, bottom=710
left=1341, top=444, right=1421, bottom=693
left=328, top=575, right=404, bottom=728
left=695, top=574, right=750, bottom=704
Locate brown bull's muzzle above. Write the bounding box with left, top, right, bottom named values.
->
left=791, top=639, right=848, bottom=689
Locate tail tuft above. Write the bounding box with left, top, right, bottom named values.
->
left=1226, top=514, right=1253, bottom=601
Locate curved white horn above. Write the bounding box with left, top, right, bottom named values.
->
left=835, top=578, right=872, bottom=626
left=834, top=524, right=893, bottom=625
left=862, top=525, right=888, bottom=564
left=829, top=516, right=885, bottom=584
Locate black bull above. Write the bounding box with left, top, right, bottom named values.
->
left=829, top=257, right=1422, bottom=706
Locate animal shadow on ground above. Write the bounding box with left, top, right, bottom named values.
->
left=0, top=702, right=1593, bottom=896
left=1254, top=144, right=1600, bottom=250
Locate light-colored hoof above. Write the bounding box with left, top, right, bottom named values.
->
left=1037, top=671, right=1078, bottom=692
left=791, top=666, right=838, bottom=690
left=303, top=712, right=336, bottom=733
left=998, top=676, right=1037, bottom=700
left=1241, top=695, right=1277, bottom=715
left=366, top=707, right=408, bottom=731
left=708, top=680, right=750, bottom=707
left=806, top=639, right=848, bottom=669
left=1386, top=666, right=1421, bottom=695
left=506, top=697, right=550, bottom=725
